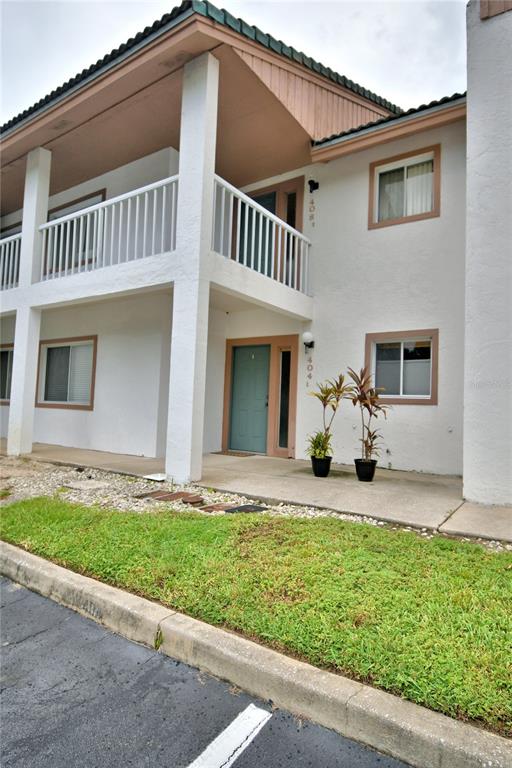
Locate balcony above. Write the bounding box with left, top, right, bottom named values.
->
left=38, top=176, right=179, bottom=282
left=212, top=176, right=311, bottom=295
left=0, top=233, right=21, bottom=290
left=0, top=175, right=311, bottom=296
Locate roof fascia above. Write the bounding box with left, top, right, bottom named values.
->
left=311, top=99, right=466, bottom=162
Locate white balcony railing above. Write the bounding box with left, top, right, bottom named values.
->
left=38, top=175, right=178, bottom=281
left=0, top=233, right=21, bottom=290
left=212, top=175, right=311, bottom=294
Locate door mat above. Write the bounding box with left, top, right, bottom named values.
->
left=213, top=451, right=257, bottom=457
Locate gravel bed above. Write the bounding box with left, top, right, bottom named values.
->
left=1, top=456, right=510, bottom=553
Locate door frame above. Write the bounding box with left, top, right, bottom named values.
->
left=222, top=335, right=299, bottom=458
left=249, top=176, right=305, bottom=232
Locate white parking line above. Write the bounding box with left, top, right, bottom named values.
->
left=186, top=703, right=272, bottom=768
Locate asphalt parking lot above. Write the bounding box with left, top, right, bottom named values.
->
left=1, top=577, right=409, bottom=767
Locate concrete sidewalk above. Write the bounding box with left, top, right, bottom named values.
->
left=2, top=441, right=510, bottom=542
left=201, top=454, right=512, bottom=542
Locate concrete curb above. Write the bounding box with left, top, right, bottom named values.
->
left=1, top=541, right=510, bottom=768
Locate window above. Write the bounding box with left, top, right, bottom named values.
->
left=37, top=336, right=97, bottom=410
left=0, top=223, right=22, bottom=238
left=47, top=191, right=105, bottom=222
left=365, top=330, right=438, bottom=405
left=0, top=346, right=13, bottom=402
left=369, top=146, right=440, bottom=229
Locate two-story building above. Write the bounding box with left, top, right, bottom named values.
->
left=1, top=0, right=511, bottom=505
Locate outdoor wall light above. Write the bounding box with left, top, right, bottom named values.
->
left=308, top=179, right=320, bottom=193
left=302, top=331, right=315, bottom=351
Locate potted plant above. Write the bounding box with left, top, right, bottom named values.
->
left=306, top=429, right=333, bottom=477
left=307, top=374, right=352, bottom=477
left=347, top=366, right=389, bottom=482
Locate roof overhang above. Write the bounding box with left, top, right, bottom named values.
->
left=311, top=97, right=467, bottom=162
left=0, top=6, right=398, bottom=216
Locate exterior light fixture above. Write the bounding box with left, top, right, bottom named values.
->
left=302, top=331, right=315, bottom=351
left=308, top=179, right=319, bottom=193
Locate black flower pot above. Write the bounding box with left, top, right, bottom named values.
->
left=354, top=458, right=377, bottom=482
left=311, top=456, right=332, bottom=477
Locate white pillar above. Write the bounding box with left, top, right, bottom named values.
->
left=19, top=147, right=52, bottom=286
left=463, top=2, right=512, bottom=504
left=165, top=52, right=219, bottom=483
left=6, top=147, right=51, bottom=456
left=7, top=307, right=41, bottom=455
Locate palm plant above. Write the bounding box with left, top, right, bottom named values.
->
left=307, top=373, right=352, bottom=459
left=347, top=366, right=389, bottom=462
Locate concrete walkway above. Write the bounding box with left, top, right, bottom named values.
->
left=201, top=454, right=512, bottom=541
left=2, top=441, right=510, bottom=542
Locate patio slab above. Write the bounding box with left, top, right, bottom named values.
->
left=200, top=454, right=463, bottom=531
left=439, top=502, right=512, bottom=541
left=15, top=442, right=165, bottom=478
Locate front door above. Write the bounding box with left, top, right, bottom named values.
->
left=229, top=345, right=270, bottom=453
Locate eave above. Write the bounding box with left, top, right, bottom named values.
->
left=310, top=99, right=467, bottom=163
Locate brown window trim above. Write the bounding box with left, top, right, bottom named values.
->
left=35, top=335, right=98, bottom=411
left=0, top=343, right=14, bottom=405
left=368, top=145, right=441, bottom=230
left=222, top=335, right=299, bottom=458
left=364, top=329, right=439, bottom=405
left=47, top=189, right=106, bottom=219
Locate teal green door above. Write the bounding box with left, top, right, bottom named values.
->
left=230, top=345, right=270, bottom=453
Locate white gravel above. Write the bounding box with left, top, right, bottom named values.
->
left=1, top=456, right=510, bottom=553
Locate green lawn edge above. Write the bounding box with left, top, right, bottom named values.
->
left=1, top=496, right=511, bottom=736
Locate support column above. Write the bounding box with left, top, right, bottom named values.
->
left=463, top=2, right=512, bottom=504
left=7, top=307, right=41, bottom=455
left=7, top=147, right=51, bottom=456
left=19, top=147, right=52, bottom=286
left=165, top=52, right=219, bottom=483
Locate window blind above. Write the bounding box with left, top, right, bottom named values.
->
left=69, top=344, right=93, bottom=402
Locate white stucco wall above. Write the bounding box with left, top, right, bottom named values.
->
left=2, top=118, right=468, bottom=477
left=23, top=292, right=172, bottom=457
left=239, top=121, right=466, bottom=474
left=463, top=1, right=512, bottom=503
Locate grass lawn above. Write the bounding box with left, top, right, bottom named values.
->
left=1, top=497, right=511, bottom=735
